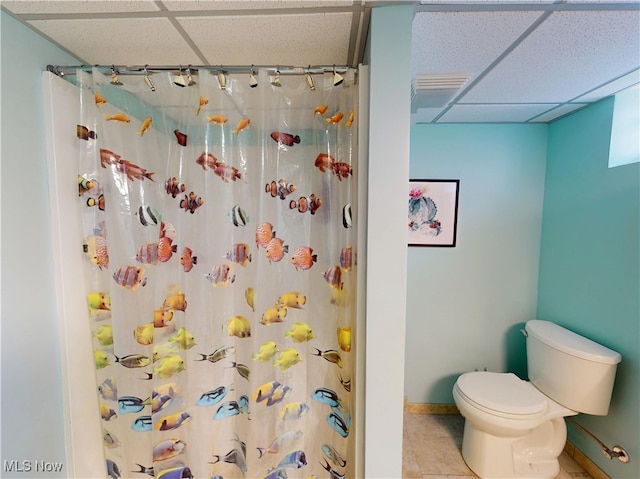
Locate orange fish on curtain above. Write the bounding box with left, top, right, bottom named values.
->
left=135, top=237, right=177, bottom=264
left=100, top=149, right=155, bottom=182
left=71, top=66, right=359, bottom=478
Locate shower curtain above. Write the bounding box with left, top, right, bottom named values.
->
left=73, top=66, right=358, bottom=479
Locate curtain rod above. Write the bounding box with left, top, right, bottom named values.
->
left=47, top=64, right=353, bottom=77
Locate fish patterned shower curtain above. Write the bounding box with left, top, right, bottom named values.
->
left=76, top=66, right=358, bottom=479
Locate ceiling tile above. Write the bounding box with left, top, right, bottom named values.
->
left=163, top=0, right=353, bottom=10
left=28, top=18, right=202, bottom=65
left=460, top=10, right=640, bottom=103
left=2, top=1, right=159, bottom=14
left=177, top=13, right=352, bottom=66
left=530, top=103, right=588, bottom=122
left=573, top=70, right=640, bottom=103
left=438, top=103, right=558, bottom=123
left=411, top=11, right=542, bottom=78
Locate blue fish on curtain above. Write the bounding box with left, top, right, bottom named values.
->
left=74, top=65, right=358, bottom=478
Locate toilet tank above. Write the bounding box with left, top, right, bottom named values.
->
left=525, top=320, right=621, bottom=415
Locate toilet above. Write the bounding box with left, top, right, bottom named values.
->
left=453, top=319, right=621, bottom=479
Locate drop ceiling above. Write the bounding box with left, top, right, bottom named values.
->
left=2, top=0, right=639, bottom=123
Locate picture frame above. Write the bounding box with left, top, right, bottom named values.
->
left=408, top=179, right=460, bottom=247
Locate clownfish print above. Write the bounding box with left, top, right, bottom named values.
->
left=165, top=177, right=186, bottom=198
left=180, top=192, right=204, bottom=214
left=265, top=179, right=296, bottom=200
left=289, top=194, right=321, bottom=215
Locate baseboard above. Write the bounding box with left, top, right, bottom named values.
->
left=564, top=441, right=611, bottom=479
left=404, top=399, right=459, bottom=415
left=403, top=400, right=610, bottom=479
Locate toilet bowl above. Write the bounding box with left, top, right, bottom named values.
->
left=452, top=320, right=622, bottom=479
left=453, top=371, right=576, bottom=479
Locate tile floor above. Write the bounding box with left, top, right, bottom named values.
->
left=402, top=411, right=593, bottom=479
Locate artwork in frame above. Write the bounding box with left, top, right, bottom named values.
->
left=408, top=179, right=460, bottom=247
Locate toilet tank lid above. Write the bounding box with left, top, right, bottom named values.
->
left=526, top=320, right=621, bottom=365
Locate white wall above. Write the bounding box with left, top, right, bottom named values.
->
left=365, top=5, right=413, bottom=478
left=1, top=11, right=79, bottom=476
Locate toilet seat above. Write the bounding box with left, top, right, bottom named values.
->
left=455, top=372, right=548, bottom=419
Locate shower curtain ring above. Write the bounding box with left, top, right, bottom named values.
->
left=174, top=65, right=186, bottom=87
left=272, top=66, right=282, bottom=87
left=333, top=64, right=344, bottom=87
left=187, top=65, right=196, bottom=86
left=110, top=65, right=123, bottom=85
left=143, top=65, right=156, bottom=92
left=249, top=65, right=258, bottom=88
left=306, top=66, right=316, bottom=91
left=218, top=66, right=227, bottom=91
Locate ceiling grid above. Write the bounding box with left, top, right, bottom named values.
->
left=2, top=0, right=638, bottom=123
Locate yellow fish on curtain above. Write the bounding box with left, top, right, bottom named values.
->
left=76, top=66, right=358, bottom=478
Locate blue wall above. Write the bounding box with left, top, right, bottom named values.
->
left=1, top=11, right=79, bottom=476
left=407, top=124, right=548, bottom=403
left=539, top=98, right=639, bottom=478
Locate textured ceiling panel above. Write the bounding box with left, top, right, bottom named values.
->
left=411, top=11, right=541, bottom=78
left=3, top=0, right=639, bottom=124
left=460, top=10, right=640, bottom=103
left=2, top=0, right=159, bottom=14
left=28, top=18, right=202, bottom=65
left=439, top=103, right=558, bottom=122
left=163, top=0, right=354, bottom=10
left=573, top=69, right=640, bottom=103
left=178, top=13, right=353, bottom=66
left=531, top=103, right=588, bottom=122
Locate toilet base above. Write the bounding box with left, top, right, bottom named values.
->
left=461, top=418, right=563, bottom=479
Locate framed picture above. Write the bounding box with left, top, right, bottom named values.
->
left=408, top=179, right=460, bottom=247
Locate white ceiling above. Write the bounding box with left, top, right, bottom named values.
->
left=2, top=0, right=639, bottom=123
